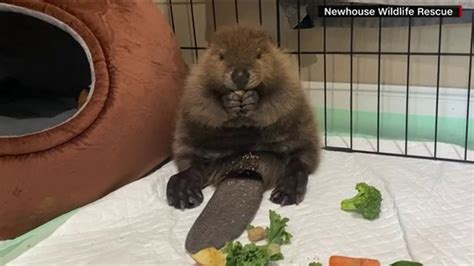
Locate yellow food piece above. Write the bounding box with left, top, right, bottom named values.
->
left=247, top=226, right=267, bottom=242
left=191, top=247, right=226, bottom=266
left=267, top=243, right=281, bottom=256
left=234, top=90, right=245, bottom=97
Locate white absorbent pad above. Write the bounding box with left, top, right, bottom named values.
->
left=5, top=146, right=474, bottom=265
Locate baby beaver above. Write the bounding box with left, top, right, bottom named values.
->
left=167, top=25, right=320, bottom=209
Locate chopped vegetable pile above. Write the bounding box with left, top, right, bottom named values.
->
left=191, top=184, right=423, bottom=266
left=223, top=210, right=292, bottom=266
left=191, top=210, right=292, bottom=266
left=340, top=182, right=382, bottom=220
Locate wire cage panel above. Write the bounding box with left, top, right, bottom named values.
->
left=155, top=0, right=474, bottom=163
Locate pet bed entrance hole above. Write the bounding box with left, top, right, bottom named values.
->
left=0, top=4, right=94, bottom=137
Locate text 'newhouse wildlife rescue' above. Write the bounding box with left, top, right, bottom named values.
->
left=319, top=6, right=463, bottom=18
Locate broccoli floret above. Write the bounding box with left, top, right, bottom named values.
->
left=391, top=261, right=423, bottom=266
left=341, top=182, right=382, bottom=220
left=224, top=242, right=270, bottom=266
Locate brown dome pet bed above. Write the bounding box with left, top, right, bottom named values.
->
left=0, top=0, right=187, bottom=239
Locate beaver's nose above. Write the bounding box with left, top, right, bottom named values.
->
left=231, top=67, right=250, bottom=89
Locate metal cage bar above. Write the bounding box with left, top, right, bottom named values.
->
left=323, top=0, right=328, bottom=147
left=434, top=17, right=443, bottom=158
left=189, top=0, right=198, bottom=61
left=276, top=0, right=281, bottom=47
left=212, top=0, right=217, bottom=32
left=297, top=0, right=301, bottom=76
left=290, top=51, right=471, bottom=56
left=465, top=12, right=474, bottom=161
left=350, top=15, right=354, bottom=150
left=166, top=1, right=473, bottom=164
left=234, top=0, right=239, bottom=24
left=179, top=47, right=473, bottom=57
left=376, top=17, right=382, bottom=152
left=404, top=17, right=412, bottom=155
left=168, top=0, right=175, bottom=33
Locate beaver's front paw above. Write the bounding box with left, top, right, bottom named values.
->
left=222, top=92, right=242, bottom=117
left=270, top=160, right=308, bottom=206
left=240, top=90, right=259, bottom=116
left=166, top=168, right=204, bottom=210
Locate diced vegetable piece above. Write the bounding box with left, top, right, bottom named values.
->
left=247, top=226, right=267, bottom=242
left=329, top=255, right=381, bottom=266
left=267, top=243, right=281, bottom=256
left=191, top=247, right=226, bottom=266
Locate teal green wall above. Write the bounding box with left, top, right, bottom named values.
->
left=315, top=107, right=474, bottom=150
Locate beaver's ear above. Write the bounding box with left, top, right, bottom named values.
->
left=207, top=43, right=223, bottom=55
left=260, top=30, right=275, bottom=45
left=265, top=31, right=274, bottom=42
left=206, top=43, right=218, bottom=54
left=206, top=43, right=214, bottom=51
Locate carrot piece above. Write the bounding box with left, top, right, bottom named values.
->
left=329, top=255, right=381, bottom=266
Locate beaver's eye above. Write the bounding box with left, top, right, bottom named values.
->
left=219, top=52, right=224, bottom=60
left=256, top=52, right=262, bottom=59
